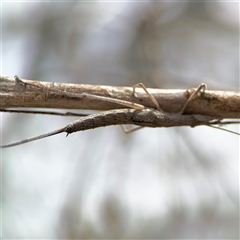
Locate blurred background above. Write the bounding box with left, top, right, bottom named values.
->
left=1, top=1, right=239, bottom=238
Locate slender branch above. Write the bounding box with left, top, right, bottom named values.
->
left=0, top=108, right=89, bottom=117
left=0, top=75, right=239, bottom=118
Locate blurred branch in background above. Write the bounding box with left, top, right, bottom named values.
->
left=1, top=1, right=239, bottom=239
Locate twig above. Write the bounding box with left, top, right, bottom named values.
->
left=1, top=81, right=239, bottom=148
left=0, top=108, right=90, bottom=117
left=1, top=75, right=239, bottom=118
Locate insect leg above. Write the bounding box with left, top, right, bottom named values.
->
left=180, top=83, right=207, bottom=114
left=132, top=83, right=161, bottom=110
left=120, top=125, right=144, bottom=134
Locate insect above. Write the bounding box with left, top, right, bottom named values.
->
left=0, top=79, right=239, bottom=148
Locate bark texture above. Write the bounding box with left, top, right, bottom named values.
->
left=0, top=75, right=239, bottom=118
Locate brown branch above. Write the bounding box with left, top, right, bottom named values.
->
left=0, top=75, right=239, bottom=118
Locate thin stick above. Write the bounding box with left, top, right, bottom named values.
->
left=0, top=109, right=90, bottom=117
left=1, top=82, right=239, bottom=148
left=1, top=75, right=239, bottom=118
left=208, top=125, right=239, bottom=136
left=13, top=75, right=145, bottom=110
